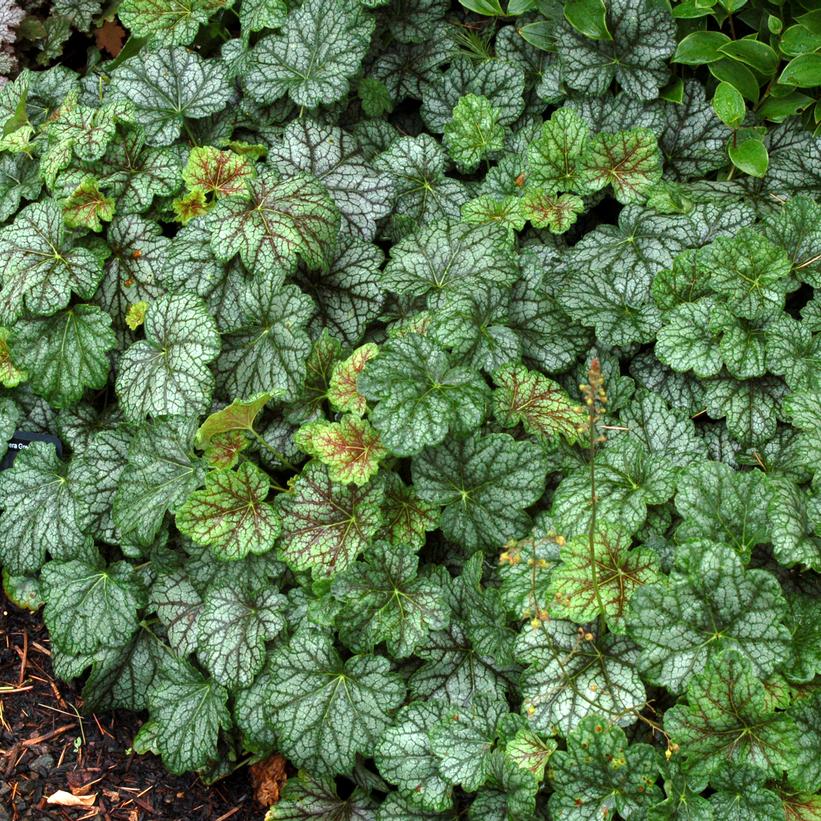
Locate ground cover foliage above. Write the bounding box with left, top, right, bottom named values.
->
left=0, top=0, right=820, bottom=817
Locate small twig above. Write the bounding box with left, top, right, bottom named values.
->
left=215, top=807, right=242, bottom=821
left=16, top=630, right=28, bottom=687
left=22, top=723, right=75, bottom=747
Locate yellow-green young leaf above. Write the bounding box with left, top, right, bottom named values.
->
left=492, top=363, right=586, bottom=445
left=172, top=189, right=209, bottom=223
left=578, top=128, right=663, bottom=203
left=505, top=728, right=557, bottom=781
left=276, top=462, right=385, bottom=577
left=295, top=415, right=387, bottom=486
left=521, top=190, right=583, bottom=233
left=125, top=301, right=149, bottom=331
left=62, top=176, right=116, bottom=232
left=328, top=343, right=378, bottom=415
left=548, top=527, right=662, bottom=632
left=461, top=195, right=527, bottom=237
left=0, top=327, right=26, bottom=387
left=182, top=145, right=255, bottom=199
left=267, top=627, right=405, bottom=775
left=203, top=430, right=248, bottom=470
left=176, top=462, right=281, bottom=561
left=379, top=472, right=440, bottom=549
left=195, top=392, right=273, bottom=449
left=443, top=94, right=505, bottom=173
left=9, top=305, right=116, bottom=409
left=664, top=650, right=801, bottom=781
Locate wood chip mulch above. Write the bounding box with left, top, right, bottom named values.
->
left=0, top=593, right=265, bottom=821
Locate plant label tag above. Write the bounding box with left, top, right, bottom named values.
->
left=1, top=431, right=64, bottom=470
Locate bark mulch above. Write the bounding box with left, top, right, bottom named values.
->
left=0, top=593, right=268, bottom=821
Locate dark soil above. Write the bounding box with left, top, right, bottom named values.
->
left=0, top=594, right=262, bottom=821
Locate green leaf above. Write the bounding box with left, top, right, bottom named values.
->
left=525, top=107, right=590, bottom=194
left=217, top=278, right=313, bottom=404
left=712, top=81, right=747, bottom=127
left=674, top=460, right=770, bottom=559
left=276, top=461, right=385, bottom=577
left=137, top=655, right=231, bottom=774
left=703, top=228, right=792, bottom=320
left=728, top=137, right=769, bottom=178
left=0, top=199, right=104, bottom=324
left=627, top=542, right=790, bottom=692
left=429, top=695, right=507, bottom=791
left=41, top=558, right=146, bottom=654
left=332, top=541, right=449, bottom=658
left=240, top=0, right=287, bottom=37
left=150, top=570, right=203, bottom=657
left=196, top=581, right=286, bottom=688
left=269, top=120, right=395, bottom=242
left=113, top=418, right=206, bottom=547
left=578, top=128, right=663, bottom=203
left=704, top=375, right=785, bottom=446
left=246, top=0, right=374, bottom=108
left=268, top=627, right=405, bottom=775
left=673, top=31, right=731, bottom=65
left=119, top=0, right=219, bottom=46
left=295, top=415, right=387, bottom=486
left=0, top=442, right=92, bottom=575
left=564, top=0, right=610, bottom=40
left=708, top=765, right=786, bottom=821
left=549, top=716, right=663, bottom=820
left=665, top=650, right=800, bottom=780
left=413, top=432, right=546, bottom=550
left=719, top=39, right=779, bottom=76
left=492, top=362, right=585, bottom=446
left=556, top=0, right=676, bottom=100
left=209, top=168, right=340, bottom=277
left=767, top=478, right=821, bottom=572
left=383, top=220, right=517, bottom=309
left=268, top=771, right=378, bottom=820
left=763, top=195, right=821, bottom=287
left=176, top=462, right=281, bottom=561
left=443, top=94, right=505, bottom=174
left=110, top=47, right=232, bottom=146
left=9, top=305, right=116, bottom=409
left=195, top=392, right=272, bottom=450
left=656, top=299, right=724, bottom=377
left=779, top=53, right=821, bottom=88
left=358, top=334, right=489, bottom=457
left=379, top=472, right=440, bottom=550
left=116, top=292, right=221, bottom=422
left=375, top=700, right=454, bottom=812
left=517, top=621, right=646, bottom=734
left=548, top=527, right=662, bottom=633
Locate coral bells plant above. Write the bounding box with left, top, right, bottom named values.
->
left=0, top=0, right=820, bottom=817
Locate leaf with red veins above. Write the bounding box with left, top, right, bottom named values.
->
left=493, top=362, right=586, bottom=445
left=578, top=128, right=662, bottom=204
left=183, top=146, right=256, bottom=199
left=175, top=462, right=281, bottom=561
left=521, top=190, right=583, bottom=234
left=203, top=430, right=249, bottom=469
left=295, top=415, right=387, bottom=486
left=276, top=461, right=385, bottom=578
left=328, top=342, right=378, bottom=415
left=548, top=526, right=663, bottom=633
